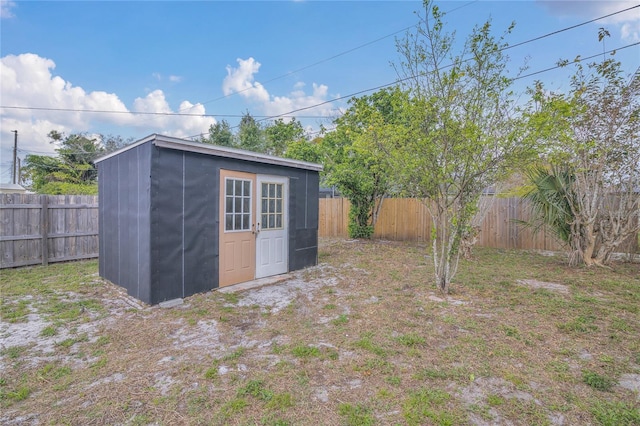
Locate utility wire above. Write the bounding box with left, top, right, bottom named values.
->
left=0, top=106, right=331, bottom=119
left=178, top=0, right=479, bottom=112
left=4, top=4, right=636, bottom=122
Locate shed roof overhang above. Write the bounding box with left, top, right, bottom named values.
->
left=94, top=134, right=323, bottom=172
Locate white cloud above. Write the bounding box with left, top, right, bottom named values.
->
left=169, top=75, right=183, bottom=83
left=536, top=1, right=640, bottom=41
left=0, top=0, right=16, bottom=19
left=222, top=57, right=340, bottom=119
left=223, top=57, right=270, bottom=103
left=0, top=53, right=216, bottom=164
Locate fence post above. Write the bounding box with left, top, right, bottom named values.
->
left=41, top=195, right=49, bottom=266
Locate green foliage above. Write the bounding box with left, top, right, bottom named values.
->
left=390, top=2, right=531, bottom=292
left=582, top=371, right=615, bottom=391
left=590, top=400, right=640, bottom=426
left=237, top=112, right=267, bottom=153
left=403, top=388, right=455, bottom=426
left=264, top=118, right=304, bottom=156
left=338, top=403, right=375, bottom=426
left=521, top=165, right=576, bottom=246
left=22, top=131, right=106, bottom=194
left=203, top=119, right=235, bottom=147
left=290, top=345, right=321, bottom=358
left=326, top=87, right=406, bottom=238
left=237, top=380, right=274, bottom=401
left=524, top=55, right=640, bottom=266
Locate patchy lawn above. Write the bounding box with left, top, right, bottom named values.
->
left=1, top=239, right=639, bottom=425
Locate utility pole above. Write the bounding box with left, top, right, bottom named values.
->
left=11, top=130, right=18, bottom=184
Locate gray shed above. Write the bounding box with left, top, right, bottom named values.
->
left=95, top=134, right=322, bottom=305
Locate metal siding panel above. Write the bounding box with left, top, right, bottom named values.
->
left=137, top=143, right=152, bottom=304
left=183, top=152, right=217, bottom=295
left=100, top=157, right=119, bottom=286
left=149, top=147, right=184, bottom=304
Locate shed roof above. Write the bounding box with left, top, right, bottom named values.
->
left=95, top=134, right=323, bottom=172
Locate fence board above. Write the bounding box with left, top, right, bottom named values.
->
left=319, top=197, right=638, bottom=253
left=0, top=194, right=99, bottom=268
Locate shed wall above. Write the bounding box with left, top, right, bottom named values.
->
left=98, top=142, right=152, bottom=303
left=147, top=145, right=319, bottom=304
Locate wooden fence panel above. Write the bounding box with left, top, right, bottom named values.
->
left=0, top=194, right=99, bottom=268
left=319, top=197, right=638, bottom=253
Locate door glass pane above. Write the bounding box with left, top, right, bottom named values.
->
left=243, top=181, right=251, bottom=196
left=268, top=214, right=275, bottom=228
left=225, top=214, right=233, bottom=231
left=269, top=184, right=275, bottom=197
left=242, top=214, right=250, bottom=230
left=234, top=214, right=241, bottom=230
left=276, top=215, right=282, bottom=228
left=226, top=197, right=233, bottom=214
left=262, top=183, right=268, bottom=197
left=262, top=199, right=268, bottom=213
left=276, top=199, right=282, bottom=213
left=234, top=197, right=241, bottom=213
left=262, top=214, right=268, bottom=227
left=243, top=197, right=250, bottom=213
left=226, top=179, right=233, bottom=196
left=269, top=199, right=275, bottom=213
left=276, top=184, right=282, bottom=198
left=235, top=180, right=242, bottom=196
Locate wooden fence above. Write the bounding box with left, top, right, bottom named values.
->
left=319, top=197, right=639, bottom=253
left=0, top=194, right=99, bottom=268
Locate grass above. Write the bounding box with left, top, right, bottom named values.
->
left=1, top=239, right=639, bottom=425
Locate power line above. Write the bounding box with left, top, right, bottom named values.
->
left=0, top=106, right=331, bottom=119
left=504, top=4, right=640, bottom=51
left=255, top=41, right=639, bottom=125
left=177, top=0, right=480, bottom=113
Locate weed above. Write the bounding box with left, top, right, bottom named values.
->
left=222, top=347, right=246, bottom=362
left=386, top=375, right=401, bottom=386
left=338, top=403, right=375, bottom=426
left=0, top=299, right=31, bottom=323
left=323, top=304, right=336, bottom=310
left=291, top=345, right=320, bottom=358
left=237, top=380, right=274, bottom=401
left=486, top=394, right=504, bottom=406
left=219, top=397, right=248, bottom=418
left=39, top=325, right=57, bottom=337
left=403, top=388, right=456, bottom=426
left=558, top=315, right=598, bottom=333
left=331, top=314, right=348, bottom=326
left=501, top=325, right=521, bottom=339
left=265, top=392, right=294, bottom=411
left=582, top=371, right=615, bottom=392
left=3, top=385, right=30, bottom=402
left=204, top=367, right=218, bottom=380
left=1, top=345, right=27, bottom=360
left=590, top=400, right=640, bottom=426
left=89, top=357, right=107, bottom=370
left=396, top=333, right=426, bottom=347
left=353, top=333, right=387, bottom=357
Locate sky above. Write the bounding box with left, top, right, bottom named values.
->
left=1, top=0, right=639, bottom=184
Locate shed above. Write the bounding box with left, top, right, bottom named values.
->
left=95, top=134, right=322, bottom=305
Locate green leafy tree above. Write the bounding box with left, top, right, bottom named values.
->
left=237, top=112, right=266, bottom=153
left=22, top=131, right=106, bottom=195
left=525, top=57, right=640, bottom=266
left=284, top=136, right=325, bottom=164
left=325, top=88, right=403, bottom=238
left=390, top=2, right=532, bottom=293
left=202, top=119, right=235, bottom=147
left=265, top=118, right=305, bottom=156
